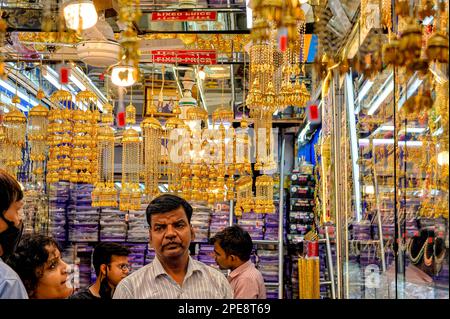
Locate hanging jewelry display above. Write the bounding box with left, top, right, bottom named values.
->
left=120, top=101, right=141, bottom=211
left=164, top=104, right=188, bottom=195
left=92, top=100, right=117, bottom=208
left=255, top=174, right=275, bottom=213
left=141, top=91, right=163, bottom=201
left=235, top=175, right=254, bottom=215
left=47, top=89, right=73, bottom=183
left=252, top=108, right=276, bottom=171
left=4, top=95, right=27, bottom=177
left=74, top=89, right=99, bottom=184
left=28, top=93, right=49, bottom=183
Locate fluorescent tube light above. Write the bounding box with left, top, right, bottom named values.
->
left=367, top=77, right=394, bottom=115
left=359, top=138, right=423, bottom=147
left=0, top=79, right=34, bottom=112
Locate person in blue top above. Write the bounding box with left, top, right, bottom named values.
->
left=0, top=169, right=28, bottom=299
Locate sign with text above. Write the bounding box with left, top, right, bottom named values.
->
left=147, top=50, right=217, bottom=65
left=151, top=11, right=217, bottom=21
left=306, top=104, right=321, bottom=124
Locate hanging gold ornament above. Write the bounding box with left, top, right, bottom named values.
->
left=255, top=174, right=275, bottom=214
left=252, top=109, right=276, bottom=171
left=120, top=101, right=141, bottom=211
left=120, top=128, right=141, bottom=211
left=235, top=175, right=254, bottom=215
left=141, top=114, right=162, bottom=201
left=399, top=18, right=423, bottom=66
left=47, top=89, right=74, bottom=183
left=426, top=32, right=449, bottom=64
left=92, top=125, right=117, bottom=207
left=28, top=101, right=49, bottom=181
left=4, top=96, right=27, bottom=177
left=73, top=90, right=99, bottom=184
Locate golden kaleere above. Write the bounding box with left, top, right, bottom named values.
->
left=164, top=107, right=188, bottom=196
left=141, top=101, right=163, bottom=201
left=255, top=174, right=275, bottom=213
left=235, top=175, right=254, bottom=215
left=120, top=103, right=141, bottom=211
left=212, top=106, right=235, bottom=203
left=92, top=103, right=117, bottom=207
left=4, top=96, right=27, bottom=177
left=28, top=94, right=49, bottom=182
left=73, top=90, right=99, bottom=184
left=47, top=89, right=73, bottom=183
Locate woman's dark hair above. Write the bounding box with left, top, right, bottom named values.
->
left=92, top=242, right=130, bottom=276
left=6, top=234, right=61, bottom=297
left=212, top=225, right=253, bottom=262
left=0, top=169, right=24, bottom=215
left=146, top=194, right=193, bottom=226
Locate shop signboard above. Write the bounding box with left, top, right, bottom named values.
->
left=145, top=50, right=218, bottom=65
left=150, top=11, right=217, bottom=21
left=306, top=103, right=321, bottom=125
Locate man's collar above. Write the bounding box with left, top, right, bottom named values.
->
left=153, top=255, right=203, bottom=279
left=229, top=260, right=253, bottom=279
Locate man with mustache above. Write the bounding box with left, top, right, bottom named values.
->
left=113, top=194, right=233, bottom=299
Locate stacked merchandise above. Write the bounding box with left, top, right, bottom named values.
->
left=68, top=183, right=99, bottom=242
left=196, top=244, right=219, bottom=270
left=99, top=207, right=127, bottom=242
left=256, top=248, right=278, bottom=298
left=289, top=253, right=300, bottom=299
left=126, top=205, right=149, bottom=242
left=237, top=213, right=264, bottom=240
left=288, top=170, right=315, bottom=243
left=264, top=211, right=279, bottom=240
left=48, top=182, right=70, bottom=243
left=144, top=244, right=156, bottom=265
left=123, top=243, right=147, bottom=272
left=190, top=203, right=212, bottom=243
left=74, top=244, right=95, bottom=287
left=209, top=202, right=230, bottom=238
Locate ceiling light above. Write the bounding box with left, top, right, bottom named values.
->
left=364, top=185, right=375, bottom=194
left=198, top=67, right=206, bottom=81
left=437, top=151, right=449, bottom=166
left=111, top=64, right=137, bottom=87
left=63, top=0, right=98, bottom=31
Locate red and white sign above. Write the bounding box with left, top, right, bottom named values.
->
left=307, top=241, right=319, bottom=258
left=59, top=66, right=71, bottom=85
left=306, top=104, right=321, bottom=124
left=151, top=11, right=217, bottom=21
left=147, top=50, right=217, bottom=65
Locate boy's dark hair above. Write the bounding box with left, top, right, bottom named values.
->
left=212, top=225, right=253, bottom=262
left=7, top=234, right=61, bottom=297
left=146, top=194, right=193, bottom=227
left=92, top=242, right=131, bottom=276
left=0, top=169, right=24, bottom=215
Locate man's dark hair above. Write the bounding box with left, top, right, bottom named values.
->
left=6, top=234, right=61, bottom=297
left=0, top=169, right=24, bottom=216
left=212, top=225, right=253, bottom=262
left=145, top=194, right=193, bottom=227
left=92, top=242, right=131, bottom=276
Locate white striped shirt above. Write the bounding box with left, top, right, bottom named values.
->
left=113, top=256, right=233, bottom=299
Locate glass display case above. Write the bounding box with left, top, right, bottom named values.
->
left=316, top=5, right=449, bottom=299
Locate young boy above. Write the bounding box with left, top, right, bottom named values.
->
left=212, top=225, right=266, bottom=299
